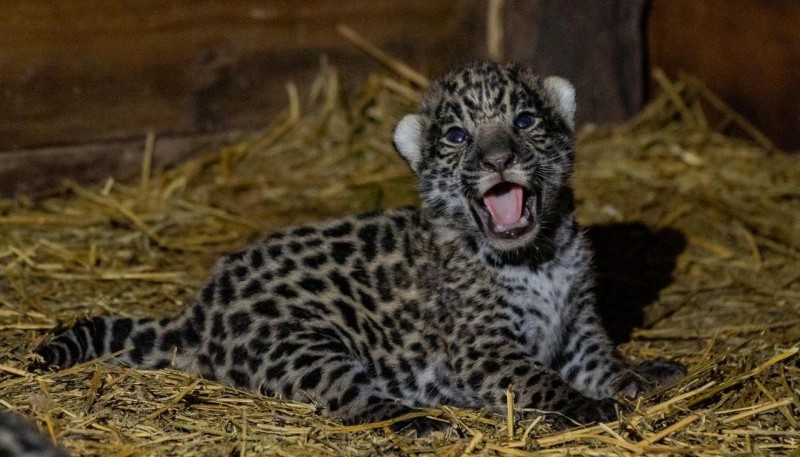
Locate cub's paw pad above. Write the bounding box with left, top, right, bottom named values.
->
left=614, top=358, right=687, bottom=398
left=635, top=358, right=687, bottom=385
left=558, top=397, right=621, bottom=428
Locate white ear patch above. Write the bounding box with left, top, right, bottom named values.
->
left=393, top=114, right=423, bottom=172
left=543, top=76, right=576, bottom=131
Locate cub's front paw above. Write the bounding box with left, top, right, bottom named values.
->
left=557, top=397, right=621, bottom=428
left=614, top=358, right=686, bottom=398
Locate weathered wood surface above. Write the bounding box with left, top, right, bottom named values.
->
left=0, top=132, right=243, bottom=197
left=0, top=0, right=651, bottom=197
left=0, top=1, right=472, bottom=151
left=649, top=0, right=800, bottom=151
left=501, top=0, right=647, bottom=126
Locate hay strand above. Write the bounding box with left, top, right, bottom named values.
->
left=336, top=24, right=429, bottom=87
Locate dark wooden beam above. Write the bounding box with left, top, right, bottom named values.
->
left=0, top=0, right=653, bottom=197
left=501, top=0, right=647, bottom=125
left=0, top=0, right=474, bottom=151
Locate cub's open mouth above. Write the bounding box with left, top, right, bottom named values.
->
left=472, top=182, right=538, bottom=239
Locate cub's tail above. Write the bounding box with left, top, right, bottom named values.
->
left=32, top=314, right=197, bottom=371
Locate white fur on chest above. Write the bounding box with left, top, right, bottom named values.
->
left=497, top=260, right=577, bottom=365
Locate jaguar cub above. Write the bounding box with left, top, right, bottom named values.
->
left=34, top=62, right=685, bottom=431
left=0, top=412, right=69, bottom=457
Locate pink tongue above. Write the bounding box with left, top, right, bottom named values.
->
left=483, top=184, right=523, bottom=226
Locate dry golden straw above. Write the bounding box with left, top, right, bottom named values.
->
left=1, top=36, right=799, bottom=457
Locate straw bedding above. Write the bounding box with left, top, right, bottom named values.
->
left=1, top=61, right=799, bottom=456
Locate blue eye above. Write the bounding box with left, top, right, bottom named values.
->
left=444, top=128, right=468, bottom=144
left=514, top=113, right=537, bottom=130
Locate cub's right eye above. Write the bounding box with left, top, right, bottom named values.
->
left=444, top=127, right=468, bottom=145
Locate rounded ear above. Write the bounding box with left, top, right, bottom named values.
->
left=393, top=114, right=423, bottom=172
left=542, top=76, right=576, bottom=131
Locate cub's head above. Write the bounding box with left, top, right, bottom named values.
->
left=394, top=62, right=577, bottom=256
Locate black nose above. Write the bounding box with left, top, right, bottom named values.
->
left=480, top=150, right=515, bottom=172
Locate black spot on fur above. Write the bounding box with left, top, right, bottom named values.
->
left=267, top=245, right=282, bottom=258
left=183, top=321, right=201, bottom=346
left=247, top=356, right=261, bottom=373
left=250, top=249, right=264, bottom=269
left=228, top=312, right=252, bottom=336
left=391, top=262, right=412, bottom=289
left=292, top=226, right=316, bottom=237
left=381, top=226, right=396, bottom=252
left=218, top=271, right=235, bottom=304
left=110, top=319, right=133, bottom=352
left=249, top=326, right=272, bottom=353
left=514, top=365, right=531, bottom=376
left=241, top=280, right=264, bottom=298
left=287, top=305, right=313, bottom=320
left=332, top=299, right=359, bottom=331
left=252, top=299, right=280, bottom=318
left=274, top=283, right=299, bottom=299
left=298, top=276, right=328, bottom=293
left=130, top=328, right=156, bottom=364
left=89, top=317, right=107, bottom=357
left=357, top=225, right=378, bottom=261
left=201, top=280, right=216, bottom=304
left=160, top=329, right=183, bottom=352
left=305, top=238, right=323, bottom=248
left=302, top=253, right=328, bottom=269
left=277, top=258, right=296, bottom=277
left=271, top=341, right=301, bottom=358
left=293, top=353, right=322, bottom=369
left=375, top=266, right=393, bottom=301
left=328, top=270, right=354, bottom=298
left=322, top=221, right=353, bottom=237
left=227, top=250, right=247, bottom=262
left=328, top=398, right=340, bottom=411
left=231, top=345, right=248, bottom=363
left=266, top=361, right=287, bottom=381
left=357, top=290, right=377, bottom=312
left=351, top=259, right=371, bottom=287
left=330, top=242, right=355, bottom=264
left=299, top=367, right=322, bottom=390
left=361, top=320, right=378, bottom=346
left=233, top=265, right=248, bottom=279
left=211, top=313, right=227, bottom=339
left=339, top=385, right=360, bottom=407
left=229, top=369, right=249, bottom=387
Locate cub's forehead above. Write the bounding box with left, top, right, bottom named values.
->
left=420, top=62, right=543, bottom=124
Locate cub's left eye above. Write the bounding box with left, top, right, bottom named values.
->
left=444, top=127, right=468, bottom=145
left=514, top=113, right=539, bottom=130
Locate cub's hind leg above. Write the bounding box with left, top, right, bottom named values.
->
left=232, top=323, right=436, bottom=430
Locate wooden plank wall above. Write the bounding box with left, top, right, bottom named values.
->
left=648, top=0, right=800, bottom=151
left=0, top=1, right=482, bottom=196
left=0, top=1, right=474, bottom=150
left=0, top=0, right=647, bottom=197
left=502, top=0, right=645, bottom=126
